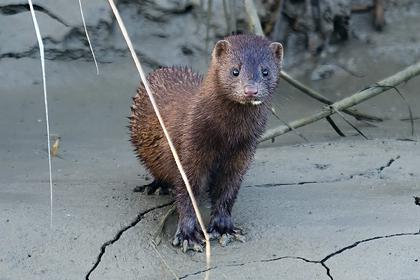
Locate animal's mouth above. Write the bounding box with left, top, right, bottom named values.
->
left=236, top=96, right=263, bottom=106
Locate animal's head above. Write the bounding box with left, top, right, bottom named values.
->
left=210, top=34, right=283, bottom=106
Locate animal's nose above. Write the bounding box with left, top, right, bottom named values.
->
left=244, top=84, right=258, bottom=97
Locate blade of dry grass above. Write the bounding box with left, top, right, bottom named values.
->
left=371, top=83, right=414, bottom=136
left=107, top=1, right=211, bottom=277
left=78, top=0, right=99, bottom=75
left=28, top=0, right=53, bottom=228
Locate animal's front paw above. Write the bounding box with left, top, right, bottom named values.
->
left=172, top=226, right=204, bottom=253
left=133, top=180, right=170, bottom=195
left=208, top=215, right=246, bottom=246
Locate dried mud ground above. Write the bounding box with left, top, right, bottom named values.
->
left=2, top=1, right=420, bottom=278
left=1, top=49, right=420, bottom=280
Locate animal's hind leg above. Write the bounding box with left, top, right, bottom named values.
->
left=133, top=179, right=171, bottom=195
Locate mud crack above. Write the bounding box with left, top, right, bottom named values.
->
left=179, top=229, right=420, bottom=280
left=377, top=155, right=400, bottom=172
left=179, top=267, right=216, bottom=279
left=246, top=155, right=401, bottom=188
left=85, top=201, right=174, bottom=280
left=320, top=230, right=420, bottom=279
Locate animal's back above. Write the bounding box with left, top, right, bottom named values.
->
left=129, top=66, right=202, bottom=183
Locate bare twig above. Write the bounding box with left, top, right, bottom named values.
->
left=371, top=84, right=414, bottom=136
left=267, top=105, right=309, bottom=142
left=332, top=108, right=368, bottom=139
left=107, top=1, right=211, bottom=277
left=279, top=71, right=382, bottom=122
left=28, top=0, right=53, bottom=228
left=260, top=62, right=420, bottom=142
left=325, top=116, right=346, bottom=137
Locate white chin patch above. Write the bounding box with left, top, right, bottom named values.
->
left=251, top=100, right=262, bottom=106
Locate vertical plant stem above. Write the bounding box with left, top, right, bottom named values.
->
left=28, top=0, right=53, bottom=228
left=107, top=1, right=211, bottom=278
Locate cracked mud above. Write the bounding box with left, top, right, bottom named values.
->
left=245, top=155, right=401, bottom=188
left=83, top=146, right=419, bottom=279
left=180, top=230, right=420, bottom=280
left=85, top=201, right=174, bottom=280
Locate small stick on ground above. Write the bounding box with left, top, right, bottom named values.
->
left=260, top=61, right=420, bottom=142
left=267, top=105, right=309, bottom=142
left=325, top=116, right=346, bottom=137
left=332, top=107, right=368, bottom=139
left=279, top=71, right=383, bottom=122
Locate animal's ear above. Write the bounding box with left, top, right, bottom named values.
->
left=269, top=42, right=284, bottom=65
left=212, top=40, right=230, bottom=60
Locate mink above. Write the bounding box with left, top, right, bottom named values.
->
left=129, top=34, right=283, bottom=252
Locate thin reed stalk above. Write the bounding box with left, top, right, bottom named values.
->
left=107, top=1, right=211, bottom=278
left=28, top=0, right=53, bottom=228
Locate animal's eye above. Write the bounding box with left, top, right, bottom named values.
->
left=232, top=68, right=240, bottom=77
left=262, top=69, right=269, bottom=77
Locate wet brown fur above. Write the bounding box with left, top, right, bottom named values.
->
left=129, top=34, right=283, bottom=246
